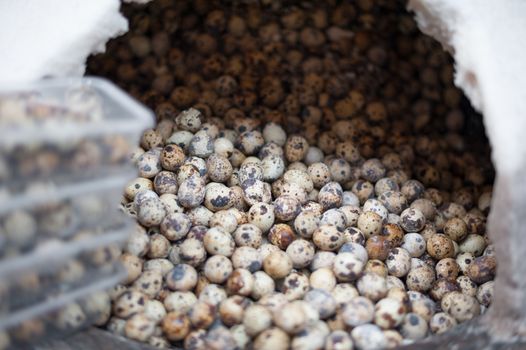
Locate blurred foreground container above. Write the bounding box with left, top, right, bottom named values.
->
left=0, top=77, right=153, bottom=349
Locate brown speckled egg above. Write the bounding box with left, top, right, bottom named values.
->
left=263, top=251, right=293, bottom=279
left=429, top=278, right=461, bottom=301
left=400, top=208, right=426, bottom=232
left=374, top=297, right=405, bottom=329
left=274, top=195, right=301, bottom=222
left=161, top=312, right=191, bottom=341
left=386, top=247, right=411, bottom=278
left=435, top=258, right=460, bottom=280
left=313, top=224, right=344, bottom=251
left=364, top=259, right=388, bottom=278
left=426, top=234, right=455, bottom=259
left=380, top=223, right=404, bottom=247
left=443, top=217, right=468, bottom=242
left=430, top=312, right=457, bottom=334
left=268, top=224, right=296, bottom=250
left=286, top=239, right=316, bottom=269
left=463, top=213, right=486, bottom=235
left=188, top=301, right=216, bottom=329
left=357, top=211, right=383, bottom=238
left=365, top=235, right=392, bottom=261
left=282, top=272, right=310, bottom=300
left=406, top=265, right=435, bottom=292
left=226, top=268, right=255, bottom=296
left=466, top=255, right=496, bottom=284
left=219, top=295, right=250, bottom=326
left=476, top=281, right=494, bottom=307
left=441, top=292, right=480, bottom=322
left=333, top=252, right=365, bottom=282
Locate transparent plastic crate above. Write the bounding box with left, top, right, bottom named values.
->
left=0, top=76, right=154, bottom=196
left=0, top=271, right=125, bottom=349
left=0, top=175, right=133, bottom=257
left=0, top=222, right=130, bottom=316
left=0, top=77, right=151, bottom=348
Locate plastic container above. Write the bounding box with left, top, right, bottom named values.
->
left=0, top=77, right=154, bottom=348
left=0, top=175, right=133, bottom=256
left=0, top=76, right=154, bottom=196
left=0, top=219, right=130, bottom=349
left=0, top=273, right=124, bottom=349
left=0, top=222, right=130, bottom=313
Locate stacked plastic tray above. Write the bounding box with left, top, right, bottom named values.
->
left=0, top=77, right=153, bottom=349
